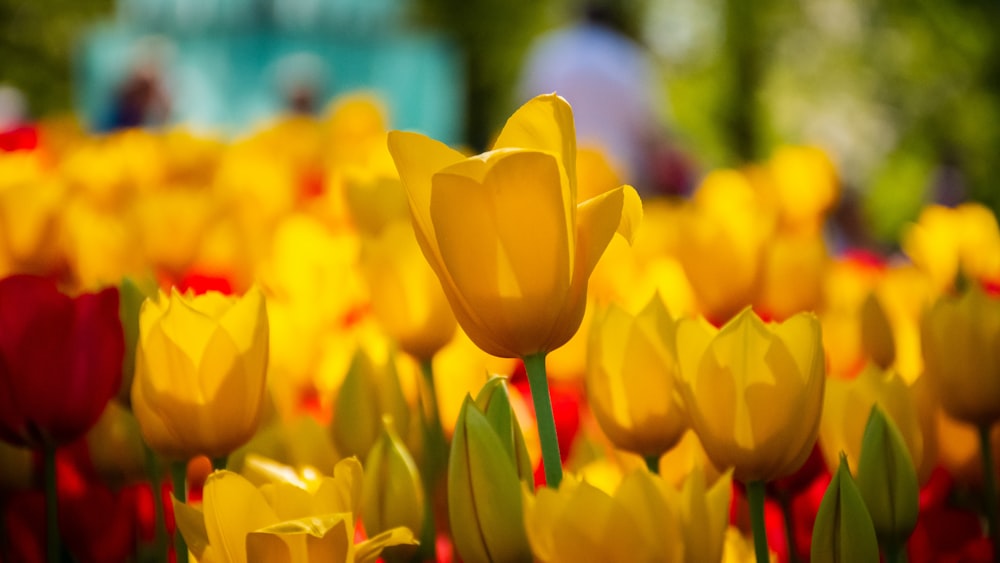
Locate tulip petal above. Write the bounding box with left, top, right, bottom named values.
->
left=247, top=515, right=352, bottom=563
left=355, top=526, right=418, bottom=563
left=386, top=130, right=465, bottom=265
left=203, top=470, right=280, bottom=563
left=173, top=498, right=210, bottom=559
left=493, top=92, right=578, bottom=203
left=575, top=185, right=642, bottom=282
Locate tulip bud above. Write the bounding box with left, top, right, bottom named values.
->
left=811, top=455, right=879, bottom=563
left=332, top=347, right=410, bottom=459
left=449, top=393, right=532, bottom=562
left=855, top=405, right=919, bottom=547
left=362, top=417, right=425, bottom=540
left=86, top=401, right=148, bottom=485
left=860, top=292, right=894, bottom=369
left=474, top=377, right=535, bottom=486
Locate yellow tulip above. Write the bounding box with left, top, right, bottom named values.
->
left=818, top=363, right=925, bottom=482
left=764, top=145, right=838, bottom=236
left=174, top=457, right=416, bottom=563
left=358, top=221, right=457, bottom=361
left=132, top=287, right=269, bottom=460
left=921, top=285, right=1000, bottom=427
left=755, top=232, right=828, bottom=321
left=676, top=171, right=770, bottom=324
left=902, top=203, right=1000, bottom=291
left=387, top=93, right=641, bottom=358
left=677, top=466, right=731, bottom=563
left=0, top=157, right=65, bottom=276
left=522, top=469, right=684, bottom=562
left=676, top=308, right=825, bottom=483
left=586, top=295, right=687, bottom=458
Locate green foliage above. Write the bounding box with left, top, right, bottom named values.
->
left=0, top=0, right=113, bottom=117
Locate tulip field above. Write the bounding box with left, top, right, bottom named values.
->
left=0, top=91, right=999, bottom=563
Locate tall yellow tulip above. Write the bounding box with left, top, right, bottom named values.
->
left=387, top=92, right=641, bottom=359
left=677, top=308, right=824, bottom=562
left=676, top=308, right=825, bottom=483
left=131, top=287, right=269, bottom=460
left=388, top=92, right=641, bottom=488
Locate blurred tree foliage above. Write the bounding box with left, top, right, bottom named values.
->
left=0, top=0, right=114, bottom=117
left=651, top=0, right=1000, bottom=246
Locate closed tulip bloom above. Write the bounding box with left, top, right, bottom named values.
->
left=0, top=275, right=123, bottom=447
left=855, top=406, right=920, bottom=548
left=921, top=285, right=1000, bottom=427
left=449, top=386, right=533, bottom=563
left=676, top=308, right=825, bottom=483
left=523, top=469, right=684, bottom=563
left=810, top=455, right=879, bottom=563
left=131, top=287, right=269, bottom=460
left=362, top=419, right=425, bottom=538
left=586, top=295, right=687, bottom=458
left=388, top=93, right=641, bottom=358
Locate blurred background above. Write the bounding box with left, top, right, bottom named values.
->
left=2, top=0, right=1000, bottom=248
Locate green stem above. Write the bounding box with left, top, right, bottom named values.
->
left=979, top=425, right=999, bottom=563
left=211, top=456, right=227, bottom=472
left=144, top=446, right=168, bottom=562
left=170, top=461, right=189, bottom=563
left=746, top=480, right=770, bottom=563
left=523, top=353, right=562, bottom=488
left=43, top=443, right=60, bottom=563
left=885, top=541, right=908, bottom=563
left=420, top=359, right=441, bottom=432
left=644, top=455, right=660, bottom=474
left=777, top=492, right=801, bottom=563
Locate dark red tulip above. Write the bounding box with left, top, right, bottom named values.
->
left=0, top=275, right=124, bottom=447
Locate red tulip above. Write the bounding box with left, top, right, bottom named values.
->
left=0, top=274, right=123, bottom=447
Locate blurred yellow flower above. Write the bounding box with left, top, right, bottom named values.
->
left=676, top=171, right=770, bottom=324
left=331, top=347, right=411, bottom=460
left=755, top=232, right=828, bottom=321
left=388, top=93, right=641, bottom=358
left=763, top=145, right=838, bottom=236
left=586, top=295, right=687, bottom=458
left=676, top=308, right=825, bottom=483
left=0, top=154, right=64, bottom=276
left=132, top=287, right=269, bottom=460
left=522, top=469, right=684, bottom=562
left=921, top=285, right=1000, bottom=427
left=358, top=221, right=456, bottom=361
left=902, top=203, right=1000, bottom=291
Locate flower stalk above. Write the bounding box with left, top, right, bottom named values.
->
left=979, top=425, right=999, bottom=563
left=43, top=443, right=60, bottom=563
left=524, top=353, right=562, bottom=488
left=170, top=461, right=189, bottom=563
left=747, top=480, right=770, bottom=563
